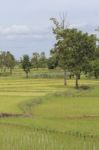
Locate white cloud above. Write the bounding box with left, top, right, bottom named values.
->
left=0, top=25, right=32, bottom=35
left=0, top=25, right=52, bottom=40
left=69, top=23, right=88, bottom=29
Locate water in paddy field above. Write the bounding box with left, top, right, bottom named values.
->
left=0, top=125, right=99, bottom=150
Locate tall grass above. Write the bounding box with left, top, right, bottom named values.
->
left=0, top=124, right=99, bottom=150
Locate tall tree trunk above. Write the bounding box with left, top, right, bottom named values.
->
left=64, top=70, right=67, bottom=86
left=75, top=74, right=79, bottom=89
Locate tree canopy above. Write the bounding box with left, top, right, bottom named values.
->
left=51, top=18, right=96, bottom=88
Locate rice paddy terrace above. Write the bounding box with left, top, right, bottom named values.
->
left=0, top=69, right=99, bottom=149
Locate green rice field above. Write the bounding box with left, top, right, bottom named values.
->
left=0, top=69, right=99, bottom=149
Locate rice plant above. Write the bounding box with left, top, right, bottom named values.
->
left=0, top=124, right=99, bottom=150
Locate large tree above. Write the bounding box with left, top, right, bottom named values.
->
left=50, top=17, right=69, bottom=86
left=67, top=30, right=96, bottom=88
left=51, top=18, right=96, bottom=88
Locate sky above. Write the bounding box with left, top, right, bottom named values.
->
left=0, top=0, right=99, bottom=59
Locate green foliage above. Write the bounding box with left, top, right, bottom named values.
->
left=31, top=52, right=40, bottom=69
left=90, top=60, right=99, bottom=78
left=39, top=52, right=47, bottom=68
left=21, top=55, right=31, bottom=78
left=47, top=56, right=58, bottom=69
left=5, top=51, right=16, bottom=74
left=90, top=47, right=99, bottom=78
left=0, top=51, right=16, bottom=75
left=31, top=52, right=47, bottom=69
left=51, top=17, right=96, bottom=88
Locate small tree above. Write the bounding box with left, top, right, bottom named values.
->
left=39, top=52, right=47, bottom=68
left=0, top=51, right=7, bottom=73
left=21, top=55, right=31, bottom=78
left=31, top=52, right=40, bottom=70
left=0, top=51, right=16, bottom=75
left=5, top=51, right=16, bottom=74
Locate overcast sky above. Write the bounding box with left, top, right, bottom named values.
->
left=0, top=0, right=99, bottom=58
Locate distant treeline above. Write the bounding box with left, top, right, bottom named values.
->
left=0, top=51, right=58, bottom=76
left=0, top=17, right=99, bottom=88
